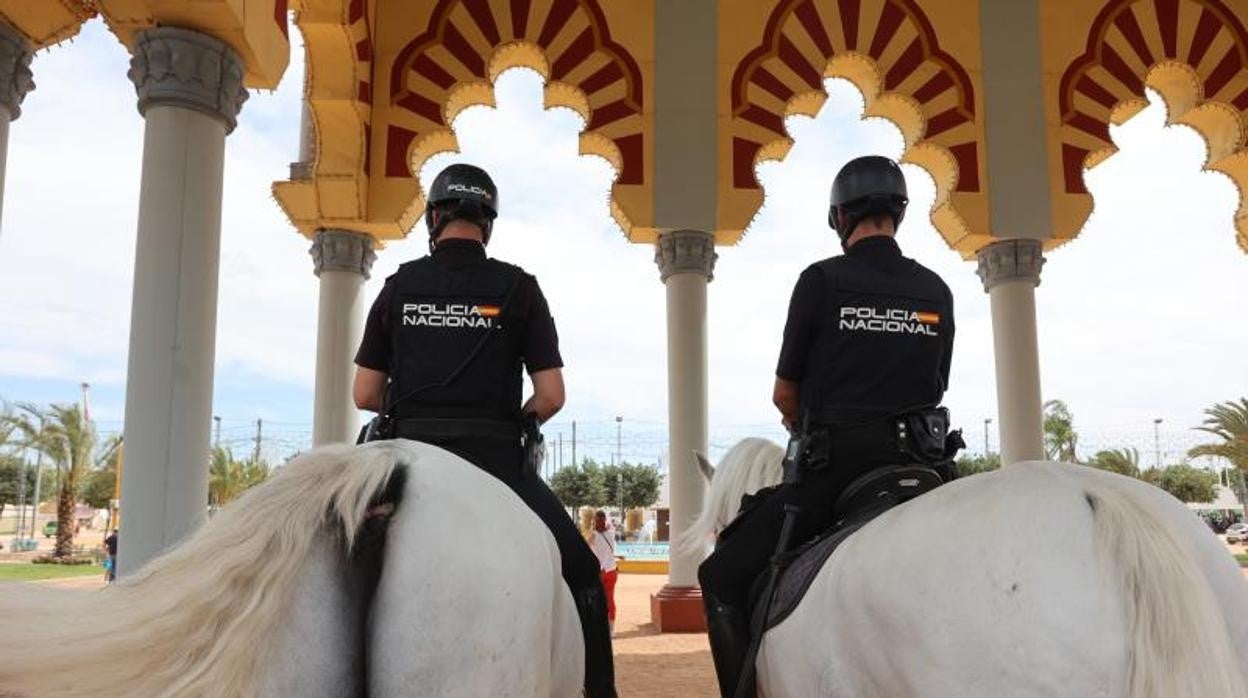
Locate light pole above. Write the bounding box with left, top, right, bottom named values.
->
left=213, top=415, right=222, bottom=449
left=1153, top=418, right=1163, bottom=469
left=984, top=418, right=993, bottom=458
left=615, top=415, right=623, bottom=466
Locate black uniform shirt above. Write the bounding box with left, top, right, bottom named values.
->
left=776, top=236, right=954, bottom=423
left=354, top=239, right=563, bottom=374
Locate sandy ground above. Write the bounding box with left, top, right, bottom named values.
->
left=613, top=574, right=716, bottom=697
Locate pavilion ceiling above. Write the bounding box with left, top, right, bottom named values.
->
left=8, top=0, right=1245, bottom=254
left=273, top=0, right=1248, bottom=255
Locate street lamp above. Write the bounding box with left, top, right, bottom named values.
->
left=1153, top=418, right=1163, bottom=469
left=983, top=418, right=993, bottom=458
left=615, top=415, right=623, bottom=466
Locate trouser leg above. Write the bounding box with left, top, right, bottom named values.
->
left=697, top=467, right=851, bottom=697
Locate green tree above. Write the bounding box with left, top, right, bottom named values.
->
left=1043, top=400, right=1079, bottom=462
left=954, top=453, right=1000, bottom=477
left=1086, top=448, right=1140, bottom=478
left=1141, top=464, right=1219, bottom=503
left=7, top=403, right=97, bottom=558
left=600, top=462, right=662, bottom=510
left=0, top=454, right=36, bottom=519
left=1187, top=398, right=1248, bottom=472
left=78, top=435, right=122, bottom=511
left=209, top=447, right=270, bottom=508
left=549, top=462, right=606, bottom=510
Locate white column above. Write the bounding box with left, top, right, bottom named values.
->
left=0, top=23, right=33, bottom=237
left=310, top=229, right=375, bottom=445
left=118, top=28, right=247, bottom=576
left=655, top=230, right=717, bottom=587
left=977, top=239, right=1046, bottom=466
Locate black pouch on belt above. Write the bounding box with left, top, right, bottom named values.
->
left=896, top=407, right=952, bottom=465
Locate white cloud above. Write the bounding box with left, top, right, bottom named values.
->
left=0, top=27, right=1244, bottom=464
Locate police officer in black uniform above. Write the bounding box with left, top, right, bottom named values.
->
left=698, top=155, right=956, bottom=697
left=353, top=163, right=616, bottom=698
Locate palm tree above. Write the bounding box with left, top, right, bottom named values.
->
left=209, top=447, right=269, bottom=509
left=1043, top=400, right=1079, bottom=463
left=1086, top=448, right=1140, bottom=478
left=7, top=403, right=96, bottom=558
left=1187, top=398, right=1248, bottom=473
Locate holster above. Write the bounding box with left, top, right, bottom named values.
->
left=357, top=413, right=395, bottom=444
left=521, top=413, right=544, bottom=478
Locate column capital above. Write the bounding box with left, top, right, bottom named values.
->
left=0, top=23, right=33, bottom=120
left=128, top=27, right=248, bottom=134
left=655, top=229, right=717, bottom=282
left=311, top=229, right=376, bottom=279
left=976, top=238, right=1045, bottom=291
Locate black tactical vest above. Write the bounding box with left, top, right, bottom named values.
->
left=800, top=253, right=951, bottom=424
left=386, top=256, right=525, bottom=422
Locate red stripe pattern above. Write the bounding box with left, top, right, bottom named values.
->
left=386, top=0, right=646, bottom=184
left=729, top=0, right=980, bottom=194
left=1058, top=0, right=1248, bottom=194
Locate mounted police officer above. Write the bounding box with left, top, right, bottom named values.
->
left=699, top=155, right=958, bottom=697
left=353, top=163, right=616, bottom=698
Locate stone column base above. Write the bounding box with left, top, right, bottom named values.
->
left=650, top=584, right=706, bottom=633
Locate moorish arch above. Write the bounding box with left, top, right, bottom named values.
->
left=1051, top=0, right=1248, bottom=251
left=275, top=0, right=655, bottom=242
left=721, top=0, right=990, bottom=256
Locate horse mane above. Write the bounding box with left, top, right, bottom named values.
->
left=0, top=441, right=408, bottom=698
left=1081, top=470, right=1248, bottom=697
left=676, top=437, right=784, bottom=558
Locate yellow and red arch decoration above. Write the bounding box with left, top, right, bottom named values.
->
left=1046, top=0, right=1248, bottom=251
left=381, top=0, right=651, bottom=240
left=276, top=0, right=654, bottom=242
left=719, top=0, right=990, bottom=254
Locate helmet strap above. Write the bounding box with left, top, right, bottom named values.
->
left=427, top=203, right=494, bottom=252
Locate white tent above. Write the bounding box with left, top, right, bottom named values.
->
left=1186, top=485, right=1245, bottom=516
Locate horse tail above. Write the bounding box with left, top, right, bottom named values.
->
left=675, top=438, right=784, bottom=559
left=0, top=441, right=410, bottom=698
left=1086, top=480, right=1248, bottom=697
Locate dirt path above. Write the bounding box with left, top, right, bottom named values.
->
left=613, top=574, right=716, bottom=697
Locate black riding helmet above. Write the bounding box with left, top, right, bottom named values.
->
left=425, top=163, right=499, bottom=249
left=828, top=155, right=908, bottom=250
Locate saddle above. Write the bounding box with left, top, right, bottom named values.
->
left=747, top=464, right=945, bottom=633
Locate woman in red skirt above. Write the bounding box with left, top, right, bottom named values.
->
left=587, top=510, right=619, bottom=632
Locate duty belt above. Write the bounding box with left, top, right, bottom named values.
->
left=395, top=417, right=521, bottom=442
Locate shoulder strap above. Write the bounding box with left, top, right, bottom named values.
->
left=597, top=530, right=615, bottom=553
left=382, top=265, right=525, bottom=418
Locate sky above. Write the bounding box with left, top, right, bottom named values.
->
left=0, top=21, right=1245, bottom=469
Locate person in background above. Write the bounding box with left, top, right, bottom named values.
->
left=587, top=510, right=619, bottom=633
left=103, top=529, right=118, bottom=583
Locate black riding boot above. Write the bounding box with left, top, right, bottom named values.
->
left=705, top=594, right=753, bottom=698
left=573, top=585, right=618, bottom=698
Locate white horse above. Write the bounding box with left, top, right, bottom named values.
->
left=686, top=440, right=1248, bottom=697
left=0, top=440, right=583, bottom=698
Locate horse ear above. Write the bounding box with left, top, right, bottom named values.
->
left=694, top=451, right=715, bottom=483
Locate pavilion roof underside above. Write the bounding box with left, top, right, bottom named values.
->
left=6, top=0, right=1245, bottom=254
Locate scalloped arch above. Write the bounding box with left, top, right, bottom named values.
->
left=380, top=0, right=649, bottom=241
left=723, top=0, right=988, bottom=255
left=1056, top=0, right=1248, bottom=251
